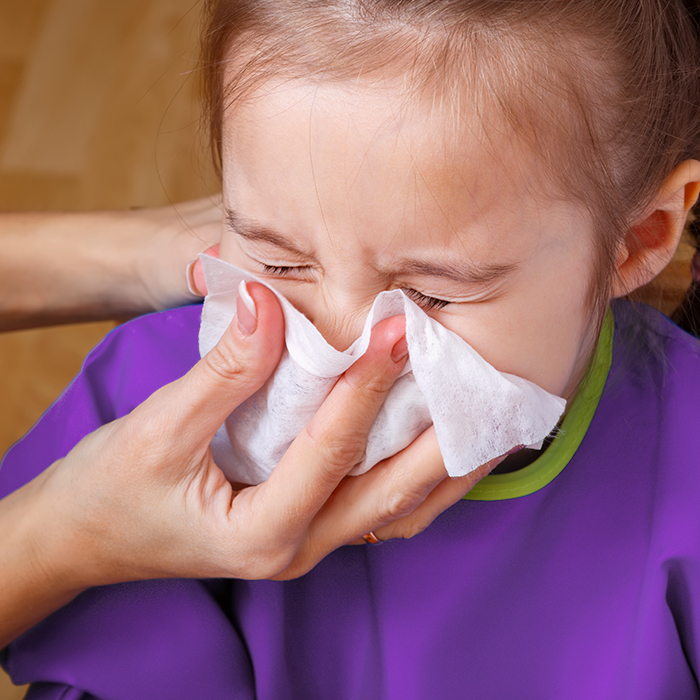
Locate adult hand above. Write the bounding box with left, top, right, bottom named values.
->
left=1, top=282, right=498, bottom=646
left=133, top=196, right=222, bottom=311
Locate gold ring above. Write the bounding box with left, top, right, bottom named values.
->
left=362, top=531, right=382, bottom=545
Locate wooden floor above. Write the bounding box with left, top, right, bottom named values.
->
left=0, top=1, right=695, bottom=698
left=0, top=0, right=216, bottom=696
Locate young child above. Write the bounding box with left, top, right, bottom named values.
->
left=3, top=0, right=700, bottom=697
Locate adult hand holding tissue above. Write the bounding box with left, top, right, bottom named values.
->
left=199, top=256, right=566, bottom=486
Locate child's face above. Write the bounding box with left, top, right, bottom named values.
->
left=219, top=80, right=600, bottom=400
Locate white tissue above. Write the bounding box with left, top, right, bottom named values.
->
left=198, top=256, right=566, bottom=484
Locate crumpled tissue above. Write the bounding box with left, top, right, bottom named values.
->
left=198, top=256, right=566, bottom=484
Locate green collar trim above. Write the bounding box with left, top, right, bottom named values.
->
left=463, top=309, right=614, bottom=501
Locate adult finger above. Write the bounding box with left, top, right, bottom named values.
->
left=365, top=456, right=501, bottom=543
left=135, top=281, right=285, bottom=453
left=259, top=314, right=408, bottom=534
left=297, top=428, right=505, bottom=564
left=291, top=425, right=446, bottom=565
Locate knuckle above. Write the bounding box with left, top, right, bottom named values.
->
left=302, top=422, right=366, bottom=473
left=381, top=509, right=437, bottom=543
left=343, top=366, right=396, bottom=409
left=384, top=487, right=423, bottom=521
left=203, top=338, right=249, bottom=384
left=397, top=518, right=430, bottom=540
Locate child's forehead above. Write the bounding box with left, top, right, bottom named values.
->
left=224, top=76, right=550, bottom=194
left=221, top=77, right=581, bottom=259
left=219, top=21, right=590, bottom=161
left=216, top=17, right=611, bottom=221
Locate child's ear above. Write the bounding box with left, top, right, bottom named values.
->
left=611, top=159, right=700, bottom=297
left=186, top=244, right=220, bottom=297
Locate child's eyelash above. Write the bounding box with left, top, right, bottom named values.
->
left=258, top=265, right=450, bottom=310
left=401, top=288, right=451, bottom=310
left=260, top=264, right=305, bottom=276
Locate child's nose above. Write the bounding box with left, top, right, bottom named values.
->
left=313, top=313, right=366, bottom=351
left=306, top=300, right=376, bottom=351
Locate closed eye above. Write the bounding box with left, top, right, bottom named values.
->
left=259, top=263, right=310, bottom=276
left=258, top=264, right=451, bottom=310
left=401, top=288, right=451, bottom=310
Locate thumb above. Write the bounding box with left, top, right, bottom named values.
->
left=150, top=281, right=285, bottom=449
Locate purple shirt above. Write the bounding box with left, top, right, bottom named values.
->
left=2, top=301, right=700, bottom=699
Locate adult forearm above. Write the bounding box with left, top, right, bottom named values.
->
left=0, top=200, right=220, bottom=331
left=0, top=471, right=85, bottom=649
left=0, top=210, right=157, bottom=330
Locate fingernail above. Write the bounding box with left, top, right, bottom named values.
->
left=186, top=260, right=201, bottom=296
left=506, top=444, right=525, bottom=456
left=391, top=336, right=408, bottom=362
left=236, top=280, right=258, bottom=336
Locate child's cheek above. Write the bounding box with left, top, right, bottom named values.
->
left=438, top=310, right=587, bottom=400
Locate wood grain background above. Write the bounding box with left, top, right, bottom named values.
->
left=0, top=0, right=215, bottom=696
left=0, top=0, right=217, bottom=454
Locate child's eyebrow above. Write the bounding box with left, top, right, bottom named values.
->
left=393, top=259, right=519, bottom=285
left=227, top=210, right=310, bottom=257
left=227, top=209, right=518, bottom=284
